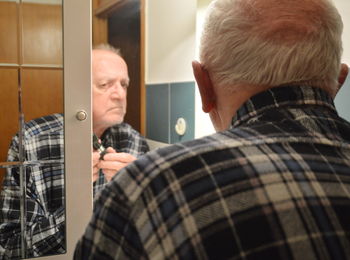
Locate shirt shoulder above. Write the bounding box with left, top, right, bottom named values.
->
left=7, top=114, right=64, bottom=161
left=24, top=113, right=64, bottom=138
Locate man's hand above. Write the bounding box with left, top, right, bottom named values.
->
left=98, top=147, right=137, bottom=181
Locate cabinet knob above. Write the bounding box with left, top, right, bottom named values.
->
left=76, top=110, right=88, bottom=121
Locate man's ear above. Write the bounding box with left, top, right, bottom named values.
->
left=338, top=63, right=349, bottom=87
left=332, top=63, right=349, bottom=98
left=192, top=61, right=216, bottom=113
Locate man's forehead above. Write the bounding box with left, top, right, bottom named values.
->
left=92, top=50, right=125, bottom=64
left=92, top=65, right=130, bottom=84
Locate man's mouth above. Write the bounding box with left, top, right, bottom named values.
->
left=108, top=107, right=123, bottom=112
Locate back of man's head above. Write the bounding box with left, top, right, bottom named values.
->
left=199, top=0, right=343, bottom=94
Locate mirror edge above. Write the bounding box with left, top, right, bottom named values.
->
left=64, top=0, right=93, bottom=258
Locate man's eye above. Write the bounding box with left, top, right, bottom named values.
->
left=99, top=83, right=109, bottom=88
left=121, top=82, right=129, bottom=89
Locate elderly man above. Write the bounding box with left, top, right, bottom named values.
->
left=0, top=44, right=149, bottom=259
left=75, top=0, right=350, bottom=259
left=91, top=44, right=149, bottom=194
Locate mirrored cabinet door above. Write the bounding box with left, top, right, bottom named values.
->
left=1, top=0, right=92, bottom=259
left=1, top=0, right=65, bottom=258
left=0, top=0, right=64, bottom=165
left=21, top=0, right=62, bottom=66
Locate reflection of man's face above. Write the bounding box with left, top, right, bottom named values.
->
left=92, top=50, right=129, bottom=135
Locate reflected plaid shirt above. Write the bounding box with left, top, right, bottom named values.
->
left=75, top=86, right=350, bottom=260
left=0, top=114, right=149, bottom=259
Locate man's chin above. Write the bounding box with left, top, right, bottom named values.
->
left=108, top=118, right=124, bottom=126
left=98, top=113, right=125, bottom=128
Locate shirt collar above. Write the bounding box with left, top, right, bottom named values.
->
left=231, top=85, right=337, bottom=128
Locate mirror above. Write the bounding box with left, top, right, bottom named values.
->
left=0, top=0, right=64, bottom=258
left=93, top=0, right=143, bottom=133
left=1, top=0, right=347, bottom=258
left=93, top=0, right=199, bottom=144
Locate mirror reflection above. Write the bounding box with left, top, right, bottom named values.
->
left=0, top=0, right=64, bottom=258
left=91, top=44, right=149, bottom=196
left=1, top=0, right=148, bottom=258
left=90, top=0, right=158, bottom=200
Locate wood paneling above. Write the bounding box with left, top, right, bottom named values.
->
left=22, top=3, right=62, bottom=65
left=0, top=68, right=20, bottom=186
left=0, top=3, right=63, bottom=188
left=0, top=68, right=19, bottom=163
left=0, top=2, right=18, bottom=63
left=22, top=68, right=63, bottom=121
left=93, top=0, right=108, bottom=45
left=95, top=0, right=127, bottom=18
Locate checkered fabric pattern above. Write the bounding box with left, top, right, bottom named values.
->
left=94, top=122, right=150, bottom=196
left=0, top=114, right=149, bottom=259
left=75, top=86, right=350, bottom=260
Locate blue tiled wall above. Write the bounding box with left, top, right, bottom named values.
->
left=146, top=81, right=195, bottom=144
left=146, top=83, right=170, bottom=143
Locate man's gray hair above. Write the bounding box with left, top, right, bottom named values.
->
left=93, top=43, right=122, bottom=57
left=199, top=0, right=343, bottom=93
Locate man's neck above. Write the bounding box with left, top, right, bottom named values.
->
left=214, top=83, right=273, bottom=131
left=93, top=126, right=107, bottom=139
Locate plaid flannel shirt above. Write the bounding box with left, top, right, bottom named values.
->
left=0, top=114, right=149, bottom=259
left=75, top=86, right=350, bottom=260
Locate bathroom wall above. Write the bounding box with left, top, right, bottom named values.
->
left=145, top=0, right=197, bottom=143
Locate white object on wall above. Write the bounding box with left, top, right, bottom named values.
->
left=175, top=117, right=187, bottom=136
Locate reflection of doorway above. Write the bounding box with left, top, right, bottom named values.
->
left=93, top=0, right=145, bottom=135
left=0, top=1, right=63, bottom=187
